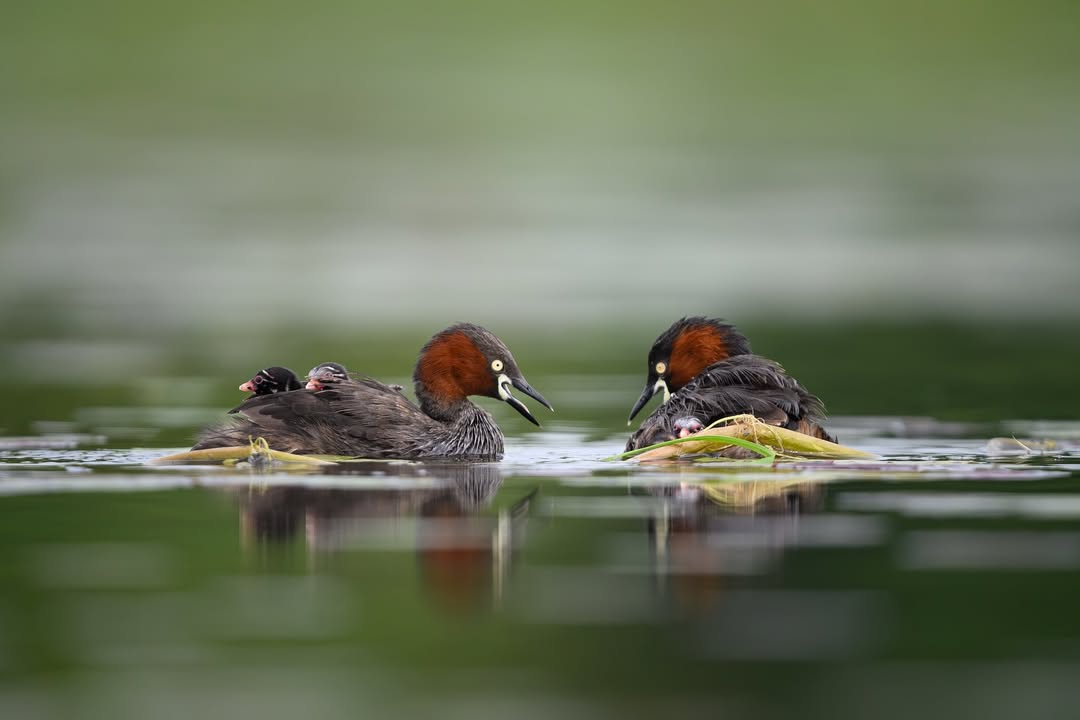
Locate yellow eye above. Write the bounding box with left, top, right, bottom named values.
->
left=655, top=361, right=666, bottom=375
left=491, top=359, right=504, bottom=372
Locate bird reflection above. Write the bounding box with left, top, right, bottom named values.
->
left=236, top=462, right=534, bottom=614
left=647, top=479, right=825, bottom=614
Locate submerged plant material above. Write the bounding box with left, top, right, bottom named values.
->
left=615, top=415, right=876, bottom=462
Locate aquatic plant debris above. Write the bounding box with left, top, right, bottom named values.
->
left=613, top=415, right=877, bottom=462
left=232, top=436, right=275, bottom=470
left=611, top=433, right=776, bottom=464
left=984, top=437, right=1060, bottom=455
left=150, top=441, right=336, bottom=467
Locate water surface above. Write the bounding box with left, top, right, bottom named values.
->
left=2, top=417, right=1079, bottom=719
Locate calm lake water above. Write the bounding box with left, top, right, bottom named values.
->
left=6, top=2, right=1080, bottom=715
left=3, top=407, right=1080, bottom=719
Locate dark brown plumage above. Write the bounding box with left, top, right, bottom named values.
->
left=304, top=362, right=350, bottom=391
left=626, top=317, right=834, bottom=452
left=193, top=323, right=552, bottom=460
left=238, top=366, right=303, bottom=396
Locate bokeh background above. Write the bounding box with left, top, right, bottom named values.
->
left=5, top=5, right=1080, bottom=719
left=3, top=0, right=1080, bottom=438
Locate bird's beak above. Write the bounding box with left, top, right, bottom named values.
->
left=497, top=374, right=554, bottom=426
left=627, top=378, right=669, bottom=424
left=305, top=379, right=323, bottom=391
left=239, top=381, right=256, bottom=392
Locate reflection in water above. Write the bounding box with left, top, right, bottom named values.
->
left=648, top=481, right=825, bottom=614
left=237, top=463, right=533, bottom=613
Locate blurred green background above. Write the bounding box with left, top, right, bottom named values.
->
left=4, top=8, right=1080, bottom=717
left=2, top=0, right=1079, bottom=438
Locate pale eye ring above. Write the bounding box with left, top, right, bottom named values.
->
left=655, top=361, right=667, bottom=375
left=491, top=359, right=504, bottom=372
left=254, top=375, right=266, bottom=385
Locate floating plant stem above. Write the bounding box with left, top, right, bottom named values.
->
left=150, top=443, right=336, bottom=467
left=606, top=434, right=776, bottom=463
left=612, top=414, right=876, bottom=462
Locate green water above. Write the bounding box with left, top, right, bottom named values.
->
left=4, top=1, right=1080, bottom=715
left=2, top=339, right=1080, bottom=718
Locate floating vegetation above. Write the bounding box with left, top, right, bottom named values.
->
left=150, top=439, right=336, bottom=468
left=611, top=433, right=776, bottom=464
left=612, top=415, right=877, bottom=463
left=983, top=437, right=1061, bottom=456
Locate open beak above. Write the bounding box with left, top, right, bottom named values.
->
left=627, top=378, right=669, bottom=425
left=239, top=381, right=257, bottom=392
left=498, top=374, right=554, bottom=426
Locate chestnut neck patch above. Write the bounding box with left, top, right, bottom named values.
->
left=669, top=324, right=733, bottom=390
left=415, top=330, right=493, bottom=403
